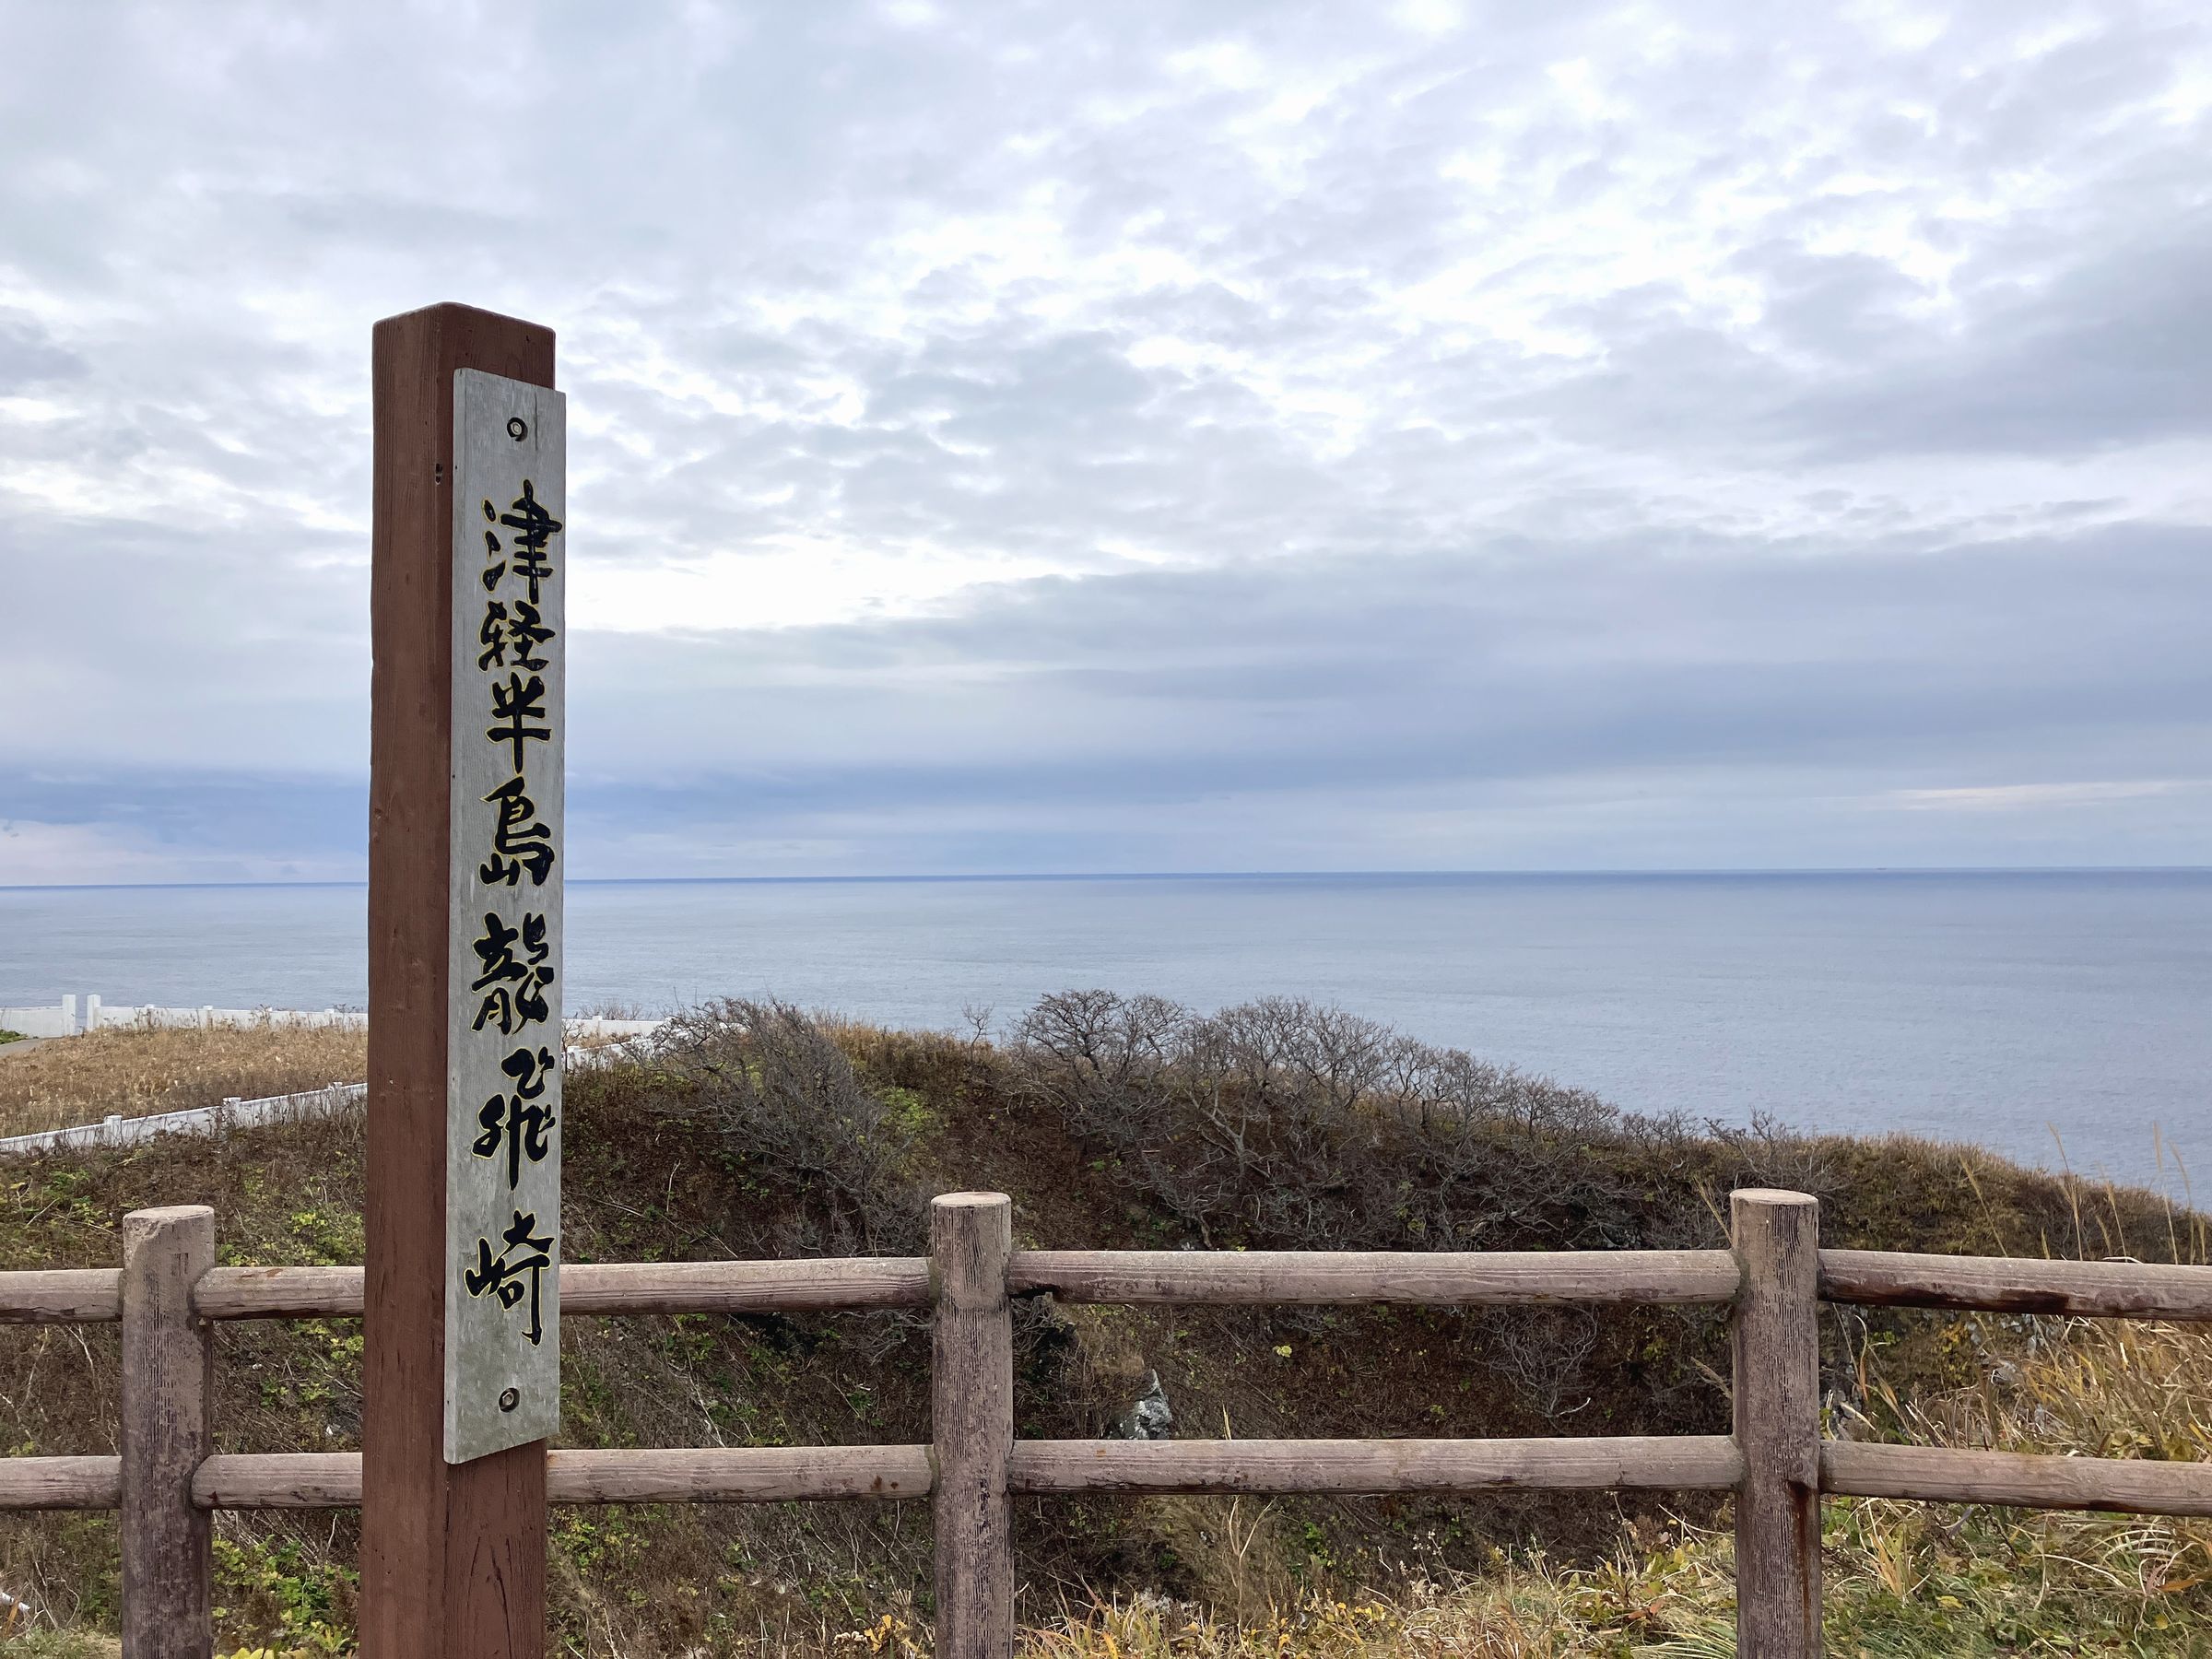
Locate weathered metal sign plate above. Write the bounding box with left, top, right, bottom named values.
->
left=443, top=368, right=565, bottom=1464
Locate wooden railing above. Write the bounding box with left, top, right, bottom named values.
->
left=5, top=1189, right=2211, bottom=1657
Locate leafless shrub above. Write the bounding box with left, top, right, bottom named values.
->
left=1474, top=1306, right=1603, bottom=1420
left=653, top=998, right=924, bottom=1255
left=1009, top=991, right=1733, bottom=1253
left=1704, top=1109, right=1842, bottom=1202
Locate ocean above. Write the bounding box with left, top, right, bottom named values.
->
left=3, top=870, right=2205, bottom=1192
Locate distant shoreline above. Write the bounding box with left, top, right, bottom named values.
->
left=6, top=872, right=2205, bottom=1191
left=6, top=865, right=2209, bottom=893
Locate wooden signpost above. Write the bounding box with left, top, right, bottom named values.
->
left=365, top=304, right=561, bottom=1656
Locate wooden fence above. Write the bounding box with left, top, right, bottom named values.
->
left=5, top=1188, right=2212, bottom=1657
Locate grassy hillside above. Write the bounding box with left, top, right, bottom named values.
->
left=0, top=994, right=2205, bottom=1654
left=0, top=1023, right=369, bottom=1139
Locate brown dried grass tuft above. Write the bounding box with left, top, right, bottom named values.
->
left=5, top=1005, right=2210, bottom=1653
left=0, top=1023, right=367, bottom=1139
left=954, top=1324, right=2212, bottom=1657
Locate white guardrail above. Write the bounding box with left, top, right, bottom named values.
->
left=1, top=995, right=377, bottom=1038
left=0, top=1012, right=665, bottom=1159
left=0, top=1082, right=370, bottom=1158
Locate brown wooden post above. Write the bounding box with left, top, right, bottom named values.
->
left=932, top=1193, right=1015, bottom=1658
left=364, top=303, right=553, bottom=1659
left=1731, top=1188, right=1821, bottom=1658
left=121, top=1205, right=214, bottom=1659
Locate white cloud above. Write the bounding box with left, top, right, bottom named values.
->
left=2, top=1, right=2209, bottom=876
left=1888, top=782, right=2197, bottom=814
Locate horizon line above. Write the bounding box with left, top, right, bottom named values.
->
left=6, top=864, right=2211, bottom=893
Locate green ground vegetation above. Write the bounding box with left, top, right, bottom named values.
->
left=0, top=994, right=2205, bottom=1654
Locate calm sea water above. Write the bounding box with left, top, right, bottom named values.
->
left=3, top=872, right=2206, bottom=1191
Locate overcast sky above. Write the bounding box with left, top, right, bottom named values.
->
left=2, top=2, right=2207, bottom=882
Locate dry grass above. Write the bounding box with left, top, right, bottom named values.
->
left=933, top=1322, right=2212, bottom=1658
left=0, top=1024, right=367, bottom=1139
left=0, top=1635, right=116, bottom=1659
left=5, top=1007, right=2210, bottom=1653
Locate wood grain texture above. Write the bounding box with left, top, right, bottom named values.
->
left=933, top=1194, right=1015, bottom=1659
left=1006, top=1436, right=1743, bottom=1495
left=192, top=1258, right=931, bottom=1321
left=1821, top=1441, right=2212, bottom=1515
left=195, top=1454, right=366, bottom=1510
left=559, top=1257, right=931, bottom=1313
left=196, top=1265, right=364, bottom=1320
left=0, top=1455, right=122, bottom=1510
left=547, top=1447, right=935, bottom=1505
left=121, top=1206, right=215, bottom=1659
left=1006, top=1249, right=1739, bottom=1306
left=194, top=1448, right=936, bottom=1509
left=104, top=1248, right=2212, bottom=1326
left=0, top=1268, right=122, bottom=1323
left=171, top=1441, right=2212, bottom=1519
left=444, top=1442, right=548, bottom=1659
left=1732, top=1190, right=1821, bottom=1659
left=365, top=300, right=553, bottom=1659
left=1820, top=1249, right=2212, bottom=1320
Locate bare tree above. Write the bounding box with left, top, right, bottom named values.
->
left=655, top=998, right=924, bottom=1254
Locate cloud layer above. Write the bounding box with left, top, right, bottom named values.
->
left=3, top=2, right=2208, bottom=878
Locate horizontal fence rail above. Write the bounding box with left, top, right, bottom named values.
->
left=3, top=1192, right=2208, bottom=1659
left=0, top=1269, right=122, bottom=1324
left=192, top=1446, right=939, bottom=1510
left=7, top=1439, right=2198, bottom=1519
left=0, top=1258, right=940, bottom=1324
left=1821, top=1441, right=2212, bottom=1517
left=1819, top=1248, right=2212, bottom=1321
left=18, top=1247, right=2212, bottom=1327
left=0, top=1457, right=121, bottom=1510
left=1006, top=1247, right=1741, bottom=1305
left=1006, top=1435, right=1746, bottom=1496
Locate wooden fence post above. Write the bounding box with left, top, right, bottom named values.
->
left=1731, top=1188, right=1821, bottom=1658
left=933, top=1193, right=1014, bottom=1659
left=121, top=1205, right=215, bottom=1659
